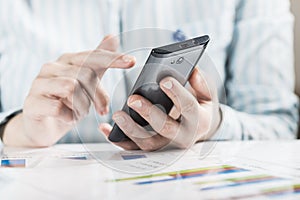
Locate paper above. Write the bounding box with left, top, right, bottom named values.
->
left=107, top=164, right=300, bottom=199
left=0, top=144, right=96, bottom=168
left=102, top=141, right=300, bottom=199
left=0, top=141, right=300, bottom=200
left=92, top=149, right=186, bottom=173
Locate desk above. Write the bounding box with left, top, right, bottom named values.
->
left=0, top=141, right=300, bottom=200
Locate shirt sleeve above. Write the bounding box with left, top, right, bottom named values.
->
left=0, top=1, right=22, bottom=145
left=212, top=0, right=299, bottom=140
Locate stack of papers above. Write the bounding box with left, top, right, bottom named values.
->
left=0, top=141, right=299, bottom=200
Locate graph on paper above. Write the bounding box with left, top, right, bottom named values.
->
left=108, top=165, right=300, bottom=199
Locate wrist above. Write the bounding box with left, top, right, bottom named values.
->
left=2, top=112, right=31, bottom=147
left=1, top=110, right=23, bottom=141
left=211, top=106, right=223, bottom=135
left=196, top=104, right=222, bottom=142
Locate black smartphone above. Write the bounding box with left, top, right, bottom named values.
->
left=108, top=35, right=210, bottom=142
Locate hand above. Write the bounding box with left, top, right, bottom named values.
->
left=100, top=68, right=222, bottom=151
left=3, top=35, right=136, bottom=147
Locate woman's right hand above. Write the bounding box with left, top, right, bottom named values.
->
left=3, top=35, right=136, bottom=147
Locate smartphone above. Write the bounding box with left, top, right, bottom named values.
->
left=108, top=35, right=210, bottom=142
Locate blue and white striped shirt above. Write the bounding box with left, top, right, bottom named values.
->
left=0, top=0, right=298, bottom=145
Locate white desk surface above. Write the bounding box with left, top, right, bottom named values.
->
left=0, top=141, right=300, bottom=200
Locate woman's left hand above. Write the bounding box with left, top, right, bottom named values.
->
left=99, top=68, right=222, bottom=151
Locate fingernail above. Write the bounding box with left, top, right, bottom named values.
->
left=122, top=55, right=135, bottom=63
left=113, top=115, right=125, bottom=124
left=130, top=100, right=142, bottom=108
left=162, top=80, right=173, bottom=89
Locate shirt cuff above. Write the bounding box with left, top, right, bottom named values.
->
left=0, top=107, right=23, bottom=146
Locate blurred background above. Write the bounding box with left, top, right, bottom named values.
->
left=291, top=0, right=300, bottom=138
left=291, top=0, right=300, bottom=95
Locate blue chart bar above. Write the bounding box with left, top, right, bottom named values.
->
left=268, top=190, right=300, bottom=198
left=201, top=178, right=283, bottom=191
left=1, top=159, right=26, bottom=167
left=135, top=168, right=247, bottom=185
left=224, top=184, right=300, bottom=199
left=110, top=165, right=247, bottom=183
left=121, top=155, right=146, bottom=160
left=264, top=184, right=300, bottom=198
left=64, top=156, right=87, bottom=160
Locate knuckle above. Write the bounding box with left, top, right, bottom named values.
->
left=57, top=53, right=72, bottom=62
left=40, top=62, right=55, bottom=74
left=42, top=62, right=55, bottom=69
left=72, top=78, right=81, bottom=87
left=31, top=77, right=43, bottom=89
left=181, top=99, right=197, bottom=113
left=80, top=67, right=97, bottom=83
left=170, top=92, right=179, bottom=102
left=73, top=51, right=89, bottom=63
left=62, top=78, right=78, bottom=96
left=94, top=48, right=104, bottom=54
left=144, top=104, right=154, bottom=118
left=50, top=100, right=64, bottom=117
left=125, top=123, right=134, bottom=133
left=160, top=119, right=176, bottom=136
left=119, top=118, right=133, bottom=133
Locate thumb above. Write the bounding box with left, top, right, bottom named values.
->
left=189, top=67, right=216, bottom=103
left=97, top=34, right=119, bottom=52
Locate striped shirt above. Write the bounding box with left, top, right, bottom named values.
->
left=0, top=0, right=298, bottom=145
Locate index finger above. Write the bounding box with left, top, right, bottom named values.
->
left=58, top=50, right=136, bottom=74
left=159, top=77, right=199, bottom=120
